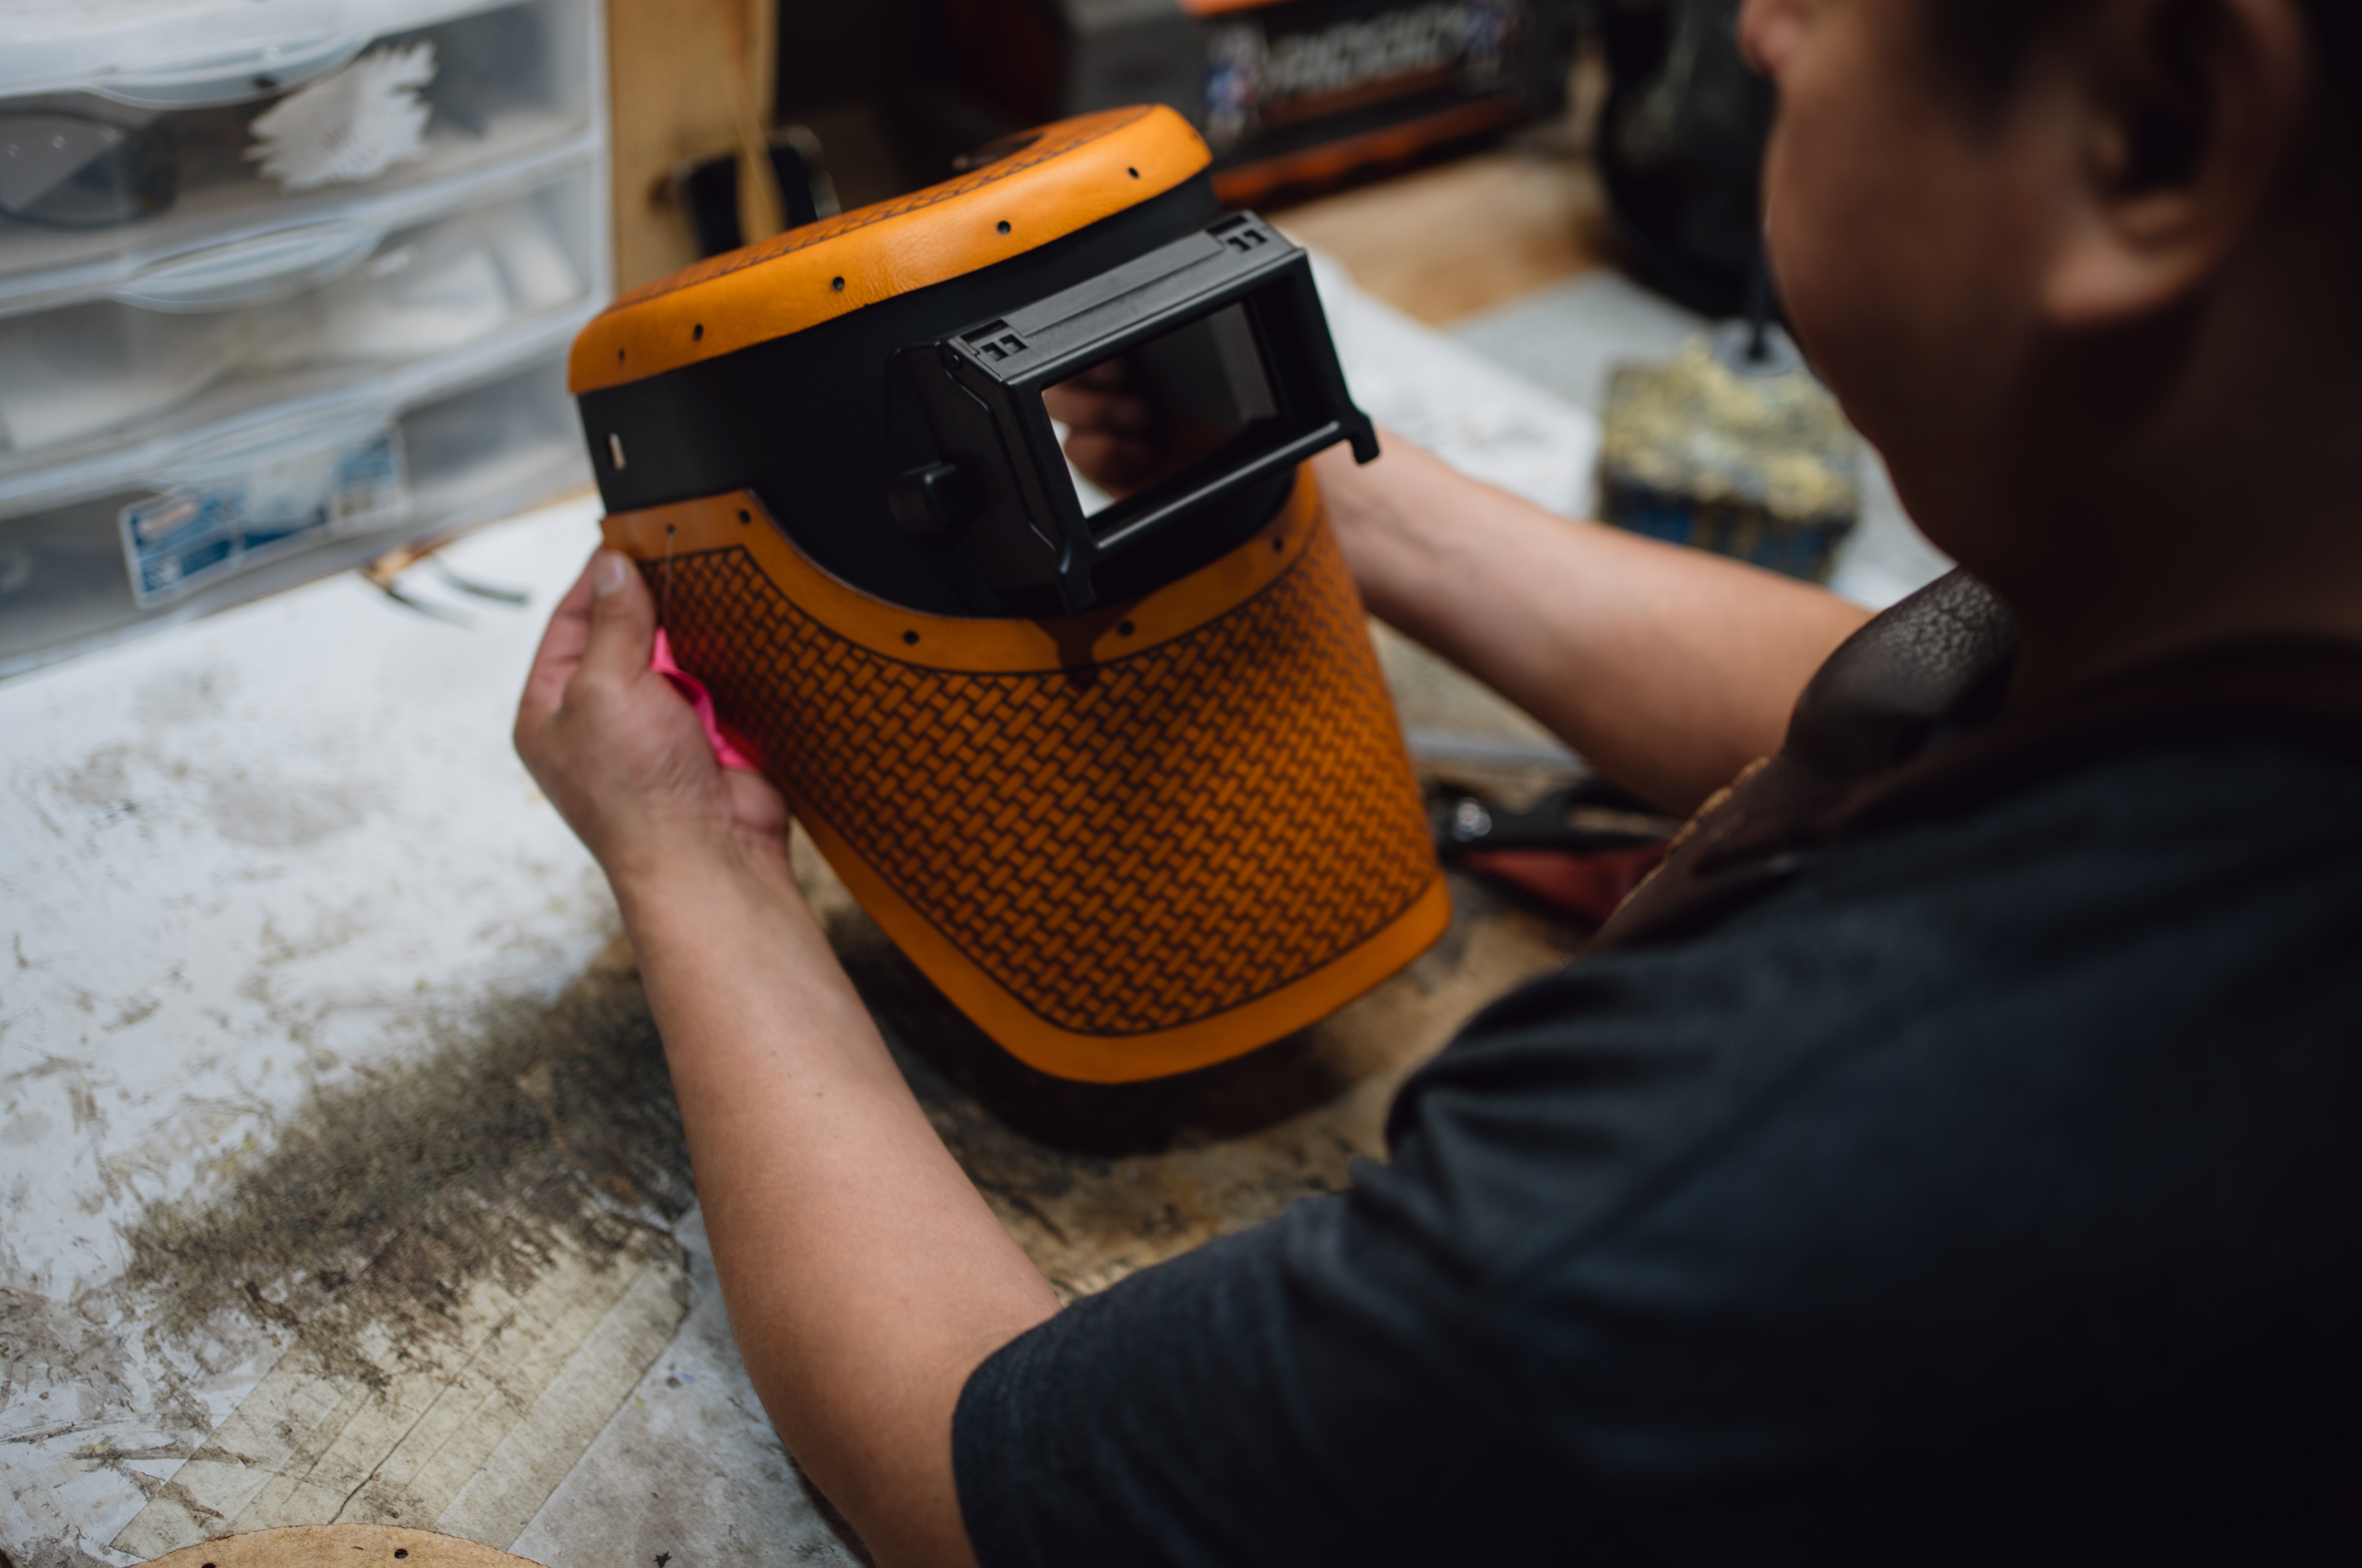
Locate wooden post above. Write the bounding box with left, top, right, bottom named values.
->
left=606, top=0, right=787, bottom=291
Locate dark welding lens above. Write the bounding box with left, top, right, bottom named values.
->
left=0, top=115, right=179, bottom=229
left=1062, top=303, right=1278, bottom=520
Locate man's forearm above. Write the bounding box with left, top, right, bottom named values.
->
left=1316, top=441, right=1872, bottom=813
left=619, top=855, right=1057, bottom=1567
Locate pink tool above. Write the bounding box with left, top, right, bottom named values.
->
left=651, top=628, right=758, bottom=771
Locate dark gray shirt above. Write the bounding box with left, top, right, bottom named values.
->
left=955, top=605, right=2362, bottom=1566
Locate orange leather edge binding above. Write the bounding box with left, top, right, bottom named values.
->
left=604, top=476, right=1321, bottom=673
left=800, top=808, right=1451, bottom=1083
left=571, top=106, right=1213, bottom=396
left=600, top=473, right=1450, bottom=1082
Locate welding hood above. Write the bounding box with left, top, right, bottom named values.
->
left=569, top=105, right=1447, bottom=1082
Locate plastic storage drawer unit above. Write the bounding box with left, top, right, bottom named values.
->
left=0, top=0, right=607, bottom=677
left=0, top=352, right=588, bottom=677
left=0, top=159, right=600, bottom=475
left=1, top=0, right=598, bottom=314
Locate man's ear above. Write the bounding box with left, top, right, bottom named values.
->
left=2043, top=0, right=2315, bottom=327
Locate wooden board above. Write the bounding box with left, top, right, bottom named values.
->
left=606, top=0, right=778, bottom=292
left=140, top=1525, right=543, bottom=1568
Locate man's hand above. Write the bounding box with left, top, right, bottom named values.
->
left=514, top=548, right=1052, bottom=1568
left=514, top=547, right=793, bottom=897
left=1043, top=359, right=1167, bottom=498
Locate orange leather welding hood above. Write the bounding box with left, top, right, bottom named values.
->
left=568, top=105, right=1447, bottom=1082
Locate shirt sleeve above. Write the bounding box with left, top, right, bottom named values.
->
left=948, top=943, right=1721, bottom=1568
left=952, top=1169, right=1601, bottom=1568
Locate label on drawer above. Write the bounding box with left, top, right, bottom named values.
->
left=119, top=431, right=408, bottom=606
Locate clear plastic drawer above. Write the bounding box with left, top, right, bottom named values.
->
left=0, top=349, right=587, bottom=679
left=0, top=159, right=599, bottom=476
left=0, top=0, right=598, bottom=300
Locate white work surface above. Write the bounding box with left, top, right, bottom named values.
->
left=1, top=263, right=1950, bottom=1565
left=0, top=496, right=850, bottom=1565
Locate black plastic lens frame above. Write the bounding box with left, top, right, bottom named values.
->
left=890, top=213, right=1376, bottom=612
left=0, top=113, right=178, bottom=230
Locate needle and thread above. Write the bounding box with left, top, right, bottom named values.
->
left=659, top=522, right=677, bottom=630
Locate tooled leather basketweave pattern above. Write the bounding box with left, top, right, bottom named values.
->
left=656, top=527, right=1438, bottom=1037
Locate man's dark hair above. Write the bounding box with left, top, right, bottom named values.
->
left=1921, top=0, right=2082, bottom=102
left=1923, top=0, right=2354, bottom=138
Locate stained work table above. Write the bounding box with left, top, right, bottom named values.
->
left=1, top=260, right=1603, bottom=1564
left=0, top=499, right=1582, bottom=1566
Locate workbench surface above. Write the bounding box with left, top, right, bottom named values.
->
left=0, top=262, right=1614, bottom=1565
left=3, top=254, right=1945, bottom=1565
